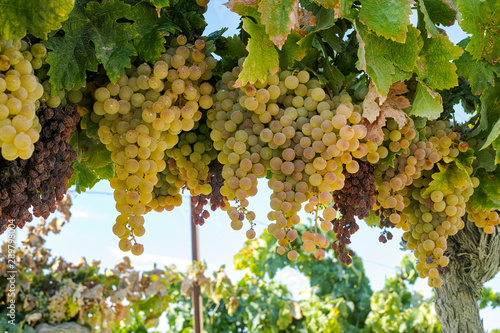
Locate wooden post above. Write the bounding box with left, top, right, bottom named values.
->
left=191, top=199, right=203, bottom=333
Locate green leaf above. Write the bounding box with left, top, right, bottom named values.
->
left=455, top=38, right=500, bottom=95
left=337, top=0, right=357, bottom=20
left=151, top=0, right=179, bottom=7
left=68, top=128, right=114, bottom=193
left=235, top=18, right=279, bottom=87
left=473, top=85, right=500, bottom=139
left=126, top=2, right=178, bottom=63
left=408, top=81, right=443, bottom=120
left=319, top=26, right=344, bottom=53
left=475, top=149, right=497, bottom=172
left=422, top=0, right=457, bottom=26
left=0, top=0, right=74, bottom=40
left=423, top=163, right=471, bottom=197
left=356, top=23, right=422, bottom=95
left=311, top=0, right=341, bottom=8
left=380, top=149, right=404, bottom=167
left=79, top=113, right=99, bottom=140
left=358, top=0, right=412, bottom=43
left=258, top=0, right=295, bottom=49
left=323, top=61, right=345, bottom=95
left=416, top=34, right=463, bottom=90
left=68, top=162, right=100, bottom=193
left=279, top=31, right=310, bottom=69
left=44, top=0, right=137, bottom=93
left=470, top=168, right=500, bottom=211
left=364, top=210, right=380, bottom=227
left=418, top=0, right=439, bottom=36
left=482, top=118, right=500, bottom=151
left=458, top=0, right=500, bottom=64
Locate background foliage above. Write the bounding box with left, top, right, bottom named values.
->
left=0, top=202, right=444, bottom=332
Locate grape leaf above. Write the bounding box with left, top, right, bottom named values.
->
left=151, top=0, right=180, bottom=7
left=224, top=0, right=260, bottom=18
left=323, top=60, right=344, bottom=96
left=257, top=0, right=315, bottom=49
left=67, top=162, right=94, bottom=193
left=458, top=0, right=500, bottom=64
left=416, top=34, right=463, bottom=91
left=423, top=163, right=471, bottom=197
left=335, top=0, right=357, bottom=20
left=258, top=0, right=295, bottom=49
left=475, top=149, right=497, bottom=173
left=380, top=149, right=406, bottom=167
left=234, top=18, right=279, bottom=87
left=418, top=0, right=440, bottom=36
left=79, top=114, right=99, bottom=140
left=69, top=131, right=112, bottom=169
left=126, top=2, right=178, bottom=63
left=364, top=210, right=381, bottom=227
left=455, top=146, right=475, bottom=170
left=68, top=130, right=115, bottom=193
left=0, top=0, right=74, bottom=40
left=470, top=168, right=500, bottom=211
left=482, top=118, right=500, bottom=151
left=422, top=0, right=457, bottom=26
left=474, top=85, right=500, bottom=142
left=358, top=0, right=412, bottom=43
left=362, top=81, right=410, bottom=143
left=455, top=39, right=500, bottom=95
left=356, top=23, right=422, bottom=95
left=45, top=0, right=137, bottom=93
left=311, top=0, right=341, bottom=9
left=167, top=10, right=206, bottom=40
left=68, top=162, right=114, bottom=193
left=408, top=81, right=443, bottom=120
left=279, top=31, right=311, bottom=69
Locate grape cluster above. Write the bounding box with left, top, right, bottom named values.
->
left=91, top=35, right=216, bottom=254
left=0, top=38, right=45, bottom=160
left=375, top=120, right=476, bottom=287
left=151, top=121, right=219, bottom=214
left=466, top=202, right=500, bottom=234
left=331, top=159, right=377, bottom=264
left=0, top=104, right=79, bottom=234
left=164, top=122, right=217, bottom=196
left=40, top=81, right=86, bottom=108
left=191, top=159, right=229, bottom=226
left=207, top=60, right=378, bottom=258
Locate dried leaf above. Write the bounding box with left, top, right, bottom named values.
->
left=362, top=81, right=410, bottom=143
left=25, top=312, right=43, bottom=325
left=114, top=303, right=129, bottom=322
left=361, top=81, right=386, bottom=123
left=227, top=296, right=239, bottom=316
left=82, top=284, right=104, bottom=299
left=23, top=294, right=37, bottom=311
left=291, top=301, right=303, bottom=319
left=225, top=0, right=258, bottom=9
left=289, top=1, right=316, bottom=37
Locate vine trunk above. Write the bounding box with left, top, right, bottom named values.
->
left=434, top=216, right=500, bottom=332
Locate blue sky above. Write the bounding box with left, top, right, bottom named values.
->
left=1, top=1, right=499, bottom=331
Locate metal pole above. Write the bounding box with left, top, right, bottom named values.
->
left=191, top=199, right=203, bottom=333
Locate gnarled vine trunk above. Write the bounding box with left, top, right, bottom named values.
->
left=434, top=217, right=500, bottom=333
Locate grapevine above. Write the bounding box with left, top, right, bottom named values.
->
left=0, top=104, right=79, bottom=233
left=0, top=0, right=498, bottom=312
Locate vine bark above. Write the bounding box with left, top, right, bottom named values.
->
left=434, top=217, right=500, bottom=333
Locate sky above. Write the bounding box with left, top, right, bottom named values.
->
left=1, top=1, right=499, bottom=331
